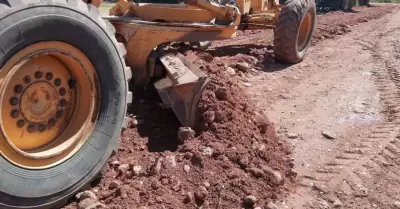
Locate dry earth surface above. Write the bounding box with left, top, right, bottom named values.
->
left=64, top=3, right=400, bottom=209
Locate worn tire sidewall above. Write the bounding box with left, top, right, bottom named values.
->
left=0, top=4, right=126, bottom=209
left=295, top=0, right=316, bottom=58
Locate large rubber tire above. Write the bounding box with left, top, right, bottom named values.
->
left=273, top=0, right=316, bottom=63
left=0, top=0, right=132, bottom=208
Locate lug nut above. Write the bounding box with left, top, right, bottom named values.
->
left=27, top=124, right=36, bottom=133
left=48, top=118, right=56, bottom=127
left=23, top=76, right=31, bottom=84
left=59, top=87, right=66, bottom=96
left=38, top=124, right=46, bottom=132
left=11, top=110, right=19, bottom=118
left=14, top=85, right=23, bottom=94
left=56, top=110, right=63, bottom=119
left=45, top=72, right=53, bottom=80
left=68, top=79, right=76, bottom=89
left=60, top=99, right=67, bottom=107
left=54, top=78, right=61, bottom=87
left=34, top=71, right=43, bottom=79
left=17, top=120, right=25, bottom=128
left=9, top=97, right=18, bottom=106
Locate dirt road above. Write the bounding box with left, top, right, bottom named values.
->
left=247, top=4, right=400, bottom=208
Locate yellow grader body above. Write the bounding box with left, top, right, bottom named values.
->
left=0, top=0, right=315, bottom=208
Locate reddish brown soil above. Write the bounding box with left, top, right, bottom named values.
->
left=63, top=4, right=399, bottom=209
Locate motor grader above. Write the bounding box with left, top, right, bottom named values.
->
left=0, top=0, right=315, bottom=208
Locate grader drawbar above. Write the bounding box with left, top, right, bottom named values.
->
left=0, top=0, right=315, bottom=208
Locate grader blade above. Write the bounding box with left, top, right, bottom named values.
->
left=154, top=53, right=210, bottom=128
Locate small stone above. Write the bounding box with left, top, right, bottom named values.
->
left=236, top=62, right=251, bottom=72
left=184, top=192, right=194, bottom=204
left=243, top=82, right=252, bottom=87
left=161, top=178, right=169, bottom=185
left=172, top=181, right=181, bottom=191
left=313, top=183, right=329, bottom=194
left=227, top=169, right=240, bottom=179
left=184, top=165, right=191, bottom=173
left=243, top=195, right=257, bottom=207
left=85, top=202, right=107, bottom=209
left=333, top=199, right=343, bottom=208
left=260, top=165, right=283, bottom=185
left=203, top=181, right=211, bottom=188
left=110, top=160, right=121, bottom=167
left=215, top=87, right=228, bottom=101
left=118, top=164, right=130, bottom=174
left=266, top=201, right=277, bottom=209
left=287, top=132, right=298, bottom=139
left=394, top=201, right=400, bottom=209
left=133, top=165, right=142, bottom=176
left=109, top=180, right=121, bottom=189
left=132, top=180, right=143, bottom=190
left=191, top=153, right=205, bottom=168
left=322, top=130, right=336, bottom=140
left=254, top=207, right=262, bottom=209
left=151, top=180, right=162, bottom=190
left=226, top=67, right=236, bottom=75
left=202, top=147, right=213, bottom=157
left=150, top=157, right=163, bottom=175
left=76, top=190, right=97, bottom=201
left=248, top=167, right=264, bottom=178
left=165, top=155, right=177, bottom=168
left=77, top=198, right=97, bottom=209
left=318, top=199, right=330, bottom=209
left=178, top=127, right=195, bottom=142
left=155, top=196, right=163, bottom=203
left=203, top=111, right=215, bottom=124
left=194, top=186, right=208, bottom=203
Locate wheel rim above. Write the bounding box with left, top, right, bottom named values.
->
left=0, top=41, right=99, bottom=169
left=297, top=11, right=313, bottom=52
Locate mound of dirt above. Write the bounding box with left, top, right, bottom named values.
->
left=63, top=48, right=293, bottom=209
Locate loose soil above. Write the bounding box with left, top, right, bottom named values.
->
left=64, top=3, right=400, bottom=209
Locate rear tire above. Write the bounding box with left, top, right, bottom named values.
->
left=0, top=0, right=131, bottom=208
left=273, top=0, right=316, bottom=63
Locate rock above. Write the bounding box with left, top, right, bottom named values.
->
left=248, top=167, right=265, bottom=178
left=184, top=192, right=194, bottom=204
left=184, top=164, right=191, bottom=173
left=236, top=62, right=251, bottom=72
left=172, top=181, right=181, bottom=191
left=109, top=180, right=121, bottom=189
left=227, top=169, right=240, bottom=179
left=76, top=190, right=97, bottom=201
left=318, top=199, right=330, bottom=209
left=333, top=199, right=343, bottom=208
left=243, top=195, right=257, bottom=207
left=266, top=201, right=278, bottom=209
left=243, top=82, right=252, bottom=87
left=150, top=157, right=163, bottom=175
left=322, top=130, right=336, bottom=140
left=155, top=196, right=163, bottom=203
left=215, top=87, right=228, bottom=101
left=203, top=181, right=211, bottom=188
left=287, top=132, right=298, bottom=139
left=260, top=165, right=284, bottom=185
left=151, top=180, right=162, bottom=190
left=118, top=164, right=130, bottom=174
left=178, top=127, right=195, bottom=142
left=133, top=165, right=142, bottom=176
left=226, top=67, right=236, bottom=75
left=161, top=178, right=169, bottom=185
left=394, top=201, right=400, bottom=209
left=254, top=207, right=262, bottom=209
left=313, top=183, right=329, bottom=194
left=77, top=198, right=97, bottom=209
left=115, top=186, right=127, bottom=198
left=191, top=153, right=205, bottom=168
left=202, top=147, right=213, bottom=157
left=110, top=160, right=121, bottom=167
left=85, top=202, right=107, bottom=209
left=203, top=111, right=215, bottom=124
left=194, top=186, right=208, bottom=203
left=165, top=155, right=177, bottom=168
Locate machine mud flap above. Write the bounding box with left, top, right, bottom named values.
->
left=154, top=53, right=210, bottom=128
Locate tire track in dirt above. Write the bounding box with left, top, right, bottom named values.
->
left=288, top=9, right=400, bottom=208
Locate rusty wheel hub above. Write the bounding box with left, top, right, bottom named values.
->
left=0, top=42, right=99, bottom=169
